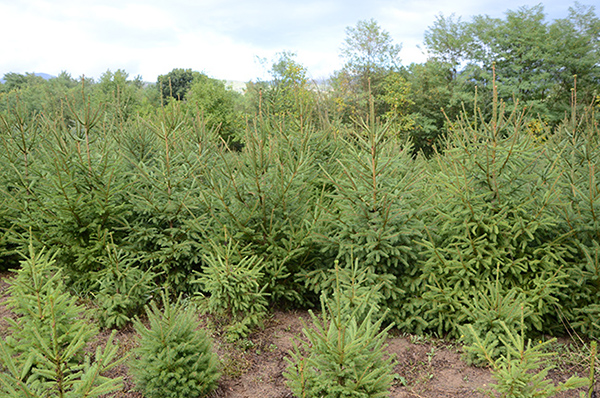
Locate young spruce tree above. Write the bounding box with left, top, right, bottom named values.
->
left=196, top=236, right=268, bottom=341
left=200, top=112, right=325, bottom=306
left=0, top=243, right=124, bottom=397
left=550, top=99, right=600, bottom=338
left=308, top=111, right=425, bottom=325
left=284, top=263, right=397, bottom=398
left=129, top=291, right=220, bottom=398
left=465, top=310, right=590, bottom=397
left=416, top=84, right=569, bottom=337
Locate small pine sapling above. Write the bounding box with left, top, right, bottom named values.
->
left=129, top=291, right=220, bottom=398
left=0, top=243, right=124, bottom=397
left=94, top=240, right=157, bottom=329
left=458, top=267, right=535, bottom=365
left=329, top=259, right=387, bottom=324
left=465, top=310, right=589, bottom=397
left=196, top=238, right=268, bottom=341
left=284, top=264, right=397, bottom=398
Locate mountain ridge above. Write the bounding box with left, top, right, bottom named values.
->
left=0, top=72, right=56, bottom=84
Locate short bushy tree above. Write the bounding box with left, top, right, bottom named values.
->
left=157, top=68, right=197, bottom=102
left=458, top=275, right=533, bottom=365
left=130, top=292, right=220, bottom=398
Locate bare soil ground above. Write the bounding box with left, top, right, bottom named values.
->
left=0, top=271, right=594, bottom=398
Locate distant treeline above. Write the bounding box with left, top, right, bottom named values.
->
left=1, top=3, right=598, bottom=155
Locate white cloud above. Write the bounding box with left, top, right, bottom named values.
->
left=0, top=0, right=584, bottom=83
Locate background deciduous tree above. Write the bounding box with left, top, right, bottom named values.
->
left=340, top=18, right=402, bottom=86
left=96, top=69, right=144, bottom=122
left=157, top=68, right=198, bottom=102
left=244, top=52, right=317, bottom=122
left=423, top=3, right=600, bottom=124
left=331, top=19, right=406, bottom=129
left=186, top=73, right=245, bottom=144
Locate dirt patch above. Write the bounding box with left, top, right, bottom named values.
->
left=211, top=310, right=306, bottom=398
left=388, top=336, right=492, bottom=397
left=0, top=271, right=595, bottom=398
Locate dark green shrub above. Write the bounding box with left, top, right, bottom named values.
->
left=130, top=292, right=220, bottom=398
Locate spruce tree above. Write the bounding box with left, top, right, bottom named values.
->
left=465, top=313, right=589, bottom=397
left=196, top=237, right=268, bottom=341
left=129, top=291, right=220, bottom=398
left=124, top=102, right=208, bottom=295
left=416, top=88, right=569, bottom=336
left=198, top=114, right=327, bottom=306
left=551, top=100, right=600, bottom=338
left=307, top=114, right=425, bottom=325
left=284, top=264, right=397, bottom=398
left=14, top=89, right=131, bottom=293
left=94, top=240, right=156, bottom=329
left=0, top=100, right=40, bottom=271
left=0, top=243, right=124, bottom=397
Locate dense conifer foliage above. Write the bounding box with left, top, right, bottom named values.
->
left=0, top=6, right=599, bottom=397
left=0, top=2, right=598, bottom=360
left=0, top=69, right=599, bottom=343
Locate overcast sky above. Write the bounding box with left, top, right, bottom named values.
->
left=0, top=0, right=587, bottom=83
